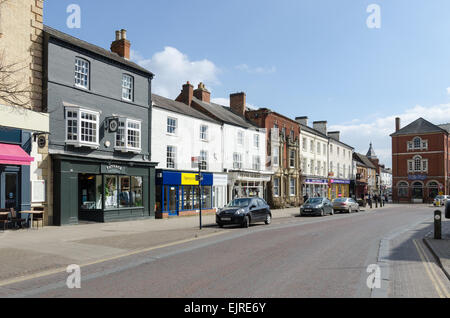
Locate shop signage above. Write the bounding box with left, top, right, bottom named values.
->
left=305, top=179, right=328, bottom=184
left=101, top=164, right=127, bottom=175
left=330, top=179, right=351, bottom=184
left=181, top=173, right=199, bottom=185
left=213, top=174, right=228, bottom=186
left=408, top=174, right=427, bottom=181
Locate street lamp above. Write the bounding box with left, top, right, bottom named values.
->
left=192, top=156, right=203, bottom=230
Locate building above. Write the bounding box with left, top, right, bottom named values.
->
left=353, top=152, right=377, bottom=200
left=296, top=117, right=329, bottom=199
left=327, top=130, right=354, bottom=199
left=245, top=107, right=302, bottom=208
left=391, top=117, right=449, bottom=203
left=44, top=27, right=157, bottom=225
left=175, top=83, right=272, bottom=203
left=380, top=167, right=392, bottom=198
left=0, top=0, right=50, bottom=218
left=151, top=93, right=228, bottom=218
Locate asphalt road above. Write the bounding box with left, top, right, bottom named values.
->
left=1, top=204, right=446, bottom=298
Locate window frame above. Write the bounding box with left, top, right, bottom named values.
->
left=122, top=74, right=134, bottom=102
left=74, top=57, right=90, bottom=90
left=167, top=117, right=178, bottom=135
left=65, top=107, right=100, bottom=149
left=200, top=124, right=209, bottom=141
left=115, top=118, right=142, bottom=153
left=166, top=145, right=177, bottom=169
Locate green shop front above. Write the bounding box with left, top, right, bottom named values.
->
left=53, top=155, right=156, bottom=225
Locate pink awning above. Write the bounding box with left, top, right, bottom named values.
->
left=0, top=143, right=34, bottom=166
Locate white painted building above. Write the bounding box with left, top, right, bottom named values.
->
left=327, top=130, right=354, bottom=199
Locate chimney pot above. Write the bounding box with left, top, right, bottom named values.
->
left=175, top=81, right=194, bottom=106
left=194, top=82, right=211, bottom=103
left=111, top=29, right=131, bottom=60
left=395, top=117, right=401, bottom=132
left=230, top=92, right=246, bottom=117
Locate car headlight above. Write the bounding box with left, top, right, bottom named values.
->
left=235, top=208, right=245, bottom=215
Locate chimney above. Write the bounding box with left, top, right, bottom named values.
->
left=230, top=92, right=246, bottom=117
left=193, top=82, right=211, bottom=103
left=328, top=131, right=340, bottom=141
left=295, top=116, right=308, bottom=126
left=175, top=81, right=194, bottom=106
left=111, top=29, right=131, bottom=60
left=395, top=117, right=401, bottom=132
left=313, top=121, right=327, bottom=135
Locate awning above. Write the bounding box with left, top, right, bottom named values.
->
left=0, top=143, right=34, bottom=166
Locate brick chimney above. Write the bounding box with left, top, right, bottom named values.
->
left=230, top=92, right=246, bottom=117
left=395, top=117, right=401, bottom=132
left=295, top=116, right=308, bottom=126
left=193, top=82, right=211, bottom=103
left=175, top=81, right=194, bottom=106
left=313, top=121, right=327, bottom=135
left=111, top=29, right=131, bottom=60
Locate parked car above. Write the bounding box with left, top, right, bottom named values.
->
left=300, top=198, right=334, bottom=216
left=433, top=195, right=450, bottom=207
left=216, top=197, right=271, bottom=228
left=332, top=198, right=360, bottom=213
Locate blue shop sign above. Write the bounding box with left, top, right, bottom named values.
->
left=408, top=174, right=427, bottom=181
left=156, top=170, right=213, bottom=186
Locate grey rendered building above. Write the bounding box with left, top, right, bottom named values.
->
left=43, top=26, right=157, bottom=225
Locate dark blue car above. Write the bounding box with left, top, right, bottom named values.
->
left=216, top=197, right=272, bottom=228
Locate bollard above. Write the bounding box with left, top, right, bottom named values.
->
left=369, top=199, right=373, bottom=209
left=434, top=210, right=442, bottom=240
left=375, top=200, right=378, bottom=208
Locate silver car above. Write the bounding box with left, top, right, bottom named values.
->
left=434, top=195, right=450, bottom=207
left=332, top=198, right=360, bottom=213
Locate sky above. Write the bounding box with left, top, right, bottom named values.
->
left=44, top=0, right=450, bottom=167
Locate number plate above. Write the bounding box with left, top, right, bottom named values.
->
left=304, top=209, right=312, bottom=212
left=221, top=217, right=231, bottom=221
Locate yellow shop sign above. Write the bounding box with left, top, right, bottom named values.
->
left=181, top=173, right=199, bottom=185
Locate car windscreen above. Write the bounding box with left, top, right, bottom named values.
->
left=306, top=198, right=323, bottom=204
left=333, top=198, right=346, bottom=202
left=227, top=198, right=251, bottom=207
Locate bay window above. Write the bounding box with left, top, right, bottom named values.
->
left=115, top=118, right=141, bottom=153
left=65, top=107, right=100, bottom=148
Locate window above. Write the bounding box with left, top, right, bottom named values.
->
left=310, top=159, right=314, bottom=174
left=289, top=149, right=295, bottom=168
left=273, top=178, right=280, bottom=196
left=337, top=163, right=340, bottom=176
left=122, top=74, right=134, bottom=101
left=302, top=138, right=307, bottom=151
left=104, top=175, right=118, bottom=209
left=65, top=107, right=99, bottom=148
left=200, top=150, right=208, bottom=170
left=414, top=157, right=421, bottom=171
left=330, top=162, right=334, bottom=173
left=409, top=155, right=428, bottom=172
left=409, top=137, right=428, bottom=150
left=200, top=125, right=208, bottom=141
left=167, top=117, right=177, bottom=134
left=310, top=140, right=314, bottom=153
left=233, top=153, right=243, bottom=169
left=290, top=129, right=294, bottom=140
left=237, top=131, right=244, bottom=145
left=302, top=158, right=307, bottom=172
left=413, top=137, right=421, bottom=149
left=290, top=179, right=296, bottom=196
left=337, top=147, right=340, bottom=156
left=317, top=142, right=321, bottom=155
left=330, top=145, right=333, bottom=154
left=116, top=118, right=141, bottom=152
left=272, top=147, right=279, bottom=167
left=323, top=144, right=326, bottom=155
left=323, top=161, right=327, bottom=176
left=254, top=134, right=260, bottom=149
left=75, top=57, right=89, bottom=89
left=398, top=182, right=408, bottom=197
left=167, top=146, right=176, bottom=168
left=253, top=156, right=261, bottom=171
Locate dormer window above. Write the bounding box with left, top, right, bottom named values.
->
left=115, top=118, right=141, bottom=153
left=65, top=107, right=99, bottom=149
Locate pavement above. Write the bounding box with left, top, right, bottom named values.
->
left=423, top=217, right=450, bottom=282
left=0, top=206, right=300, bottom=285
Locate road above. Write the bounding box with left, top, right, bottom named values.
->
left=1, top=204, right=449, bottom=298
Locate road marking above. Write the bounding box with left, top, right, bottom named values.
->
left=413, top=239, right=450, bottom=298
left=0, top=230, right=229, bottom=288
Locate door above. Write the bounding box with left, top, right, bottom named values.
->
left=4, top=173, right=18, bottom=210
left=168, top=186, right=178, bottom=216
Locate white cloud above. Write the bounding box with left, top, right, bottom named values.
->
left=235, top=64, right=276, bottom=74
left=131, top=47, right=220, bottom=98
left=329, top=103, right=450, bottom=168
left=447, top=87, right=450, bottom=95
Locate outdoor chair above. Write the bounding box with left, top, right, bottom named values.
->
left=0, top=209, right=8, bottom=231
left=8, top=208, right=27, bottom=229
left=32, top=207, right=44, bottom=229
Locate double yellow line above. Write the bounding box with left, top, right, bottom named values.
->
left=413, top=239, right=450, bottom=298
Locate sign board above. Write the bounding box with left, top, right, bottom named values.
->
left=181, top=173, right=199, bottom=185
left=213, top=174, right=228, bottom=186
left=101, top=164, right=127, bottom=175
left=32, top=180, right=46, bottom=203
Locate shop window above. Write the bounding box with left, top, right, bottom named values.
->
left=193, top=187, right=200, bottom=209
left=398, top=182, right=408, bottom=197
left=184, top=186, right=193, bottom=210
left=79, top=175, right=102, bottom=210
left=116, top=176, right=143, bottom=208
left=202, top=186, right=212, bottom=209
left=104, top=175, right=118, bottom=209
left=65, top=107, right=100, bottom=148
left=131, top=176, right=143, bottom=207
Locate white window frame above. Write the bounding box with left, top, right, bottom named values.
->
left=200, top=150, right=208, bottom=170
left=115, top=118, right=141, bottom=153
left=200, top=124, right=208, bottom=141
left=74, top=57, right=90, bottom=89
left=122, top=74, right=134, bottom=101
left=253, top=155, right=261, bottom=171
left=272, top=146, right=279, bottom=167
left=289, top=149, right=295, bottom=168
left=233, top=152, right=243, bottom=170
left=167, top=145, right=177, bottom=169
left=167, top=117, right=178, bottom=135
left=289, top=178, right=296, bottom=196
left=254, top=134, right=260, bottom=149
left=302, top=138, right=307, bottom=151
left=273, top=178, right=280, bottom=197
left=237, top=130, right=244, bottom=146
left=65, top=107, right=100, bottom=149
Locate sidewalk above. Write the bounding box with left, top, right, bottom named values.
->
left=0, top=207, right=299, bottom=284
left=423, top=218, right=450, bottom=280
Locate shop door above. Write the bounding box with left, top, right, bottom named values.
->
left=168, top=186, right=178, bottom=216
left=4, top=173, right=18, bottom=210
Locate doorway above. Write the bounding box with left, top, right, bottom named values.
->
left=4, top=172, right=18, bottom=210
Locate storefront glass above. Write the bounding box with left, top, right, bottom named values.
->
left=79, top=174, right=102, bottom=210
left=104, top=175, right=118, bottom=209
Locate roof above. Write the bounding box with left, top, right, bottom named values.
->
left=43, top=25, right=154, bottom=77
left=366, top=143, right=377, bottom=159
left=298, top=123, right=329, bottom=139
left=192, top=97, right=259, bottom=129
left=151, top=94, right=221, bottom=124
left=353, top=153, right=376, bottom=169
left=390, top=117, right=447, bottom=137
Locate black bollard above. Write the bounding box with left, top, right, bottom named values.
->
left=434, top=210, right=442, bottom=240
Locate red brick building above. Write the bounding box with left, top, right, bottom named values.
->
left=391, top=117, right=450, bottom=203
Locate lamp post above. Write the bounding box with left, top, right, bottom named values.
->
left=193, top=156, right=203, bottom=230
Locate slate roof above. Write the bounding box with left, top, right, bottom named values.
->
left=43, top=25, right=154, bottom=77
left=192, top=97, right=259, bottom=129
left=298, top=123, right=329, bottom=139
left=353, top=153, right=377, bottom=169
left=390, top=117, right=447, bottom=136
left=152, top=94, right=221, bottom=124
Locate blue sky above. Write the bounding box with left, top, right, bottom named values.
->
left=44, top=0, right=450, bottom=166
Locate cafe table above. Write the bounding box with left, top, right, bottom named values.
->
left=19, top=210, right=43, bottom=229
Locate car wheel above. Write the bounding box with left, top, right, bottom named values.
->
left=242, top=216, right=250, bottom=228
left=330, top=209, right=334, bottom=215
left=348, top=207, right=352, bottom=214
left=218, top=223, right=224, bottom=228
left=265, top=214, right=272, bottom=225
left=321, top=209, right=325, bottom=217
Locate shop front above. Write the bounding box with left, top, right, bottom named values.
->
left=227, top=171, right=272, bottom=201
left=53, top=155, right=155, bottom=225
left=0, top=128, right=34, bottom=212
left=303, top=178, right=328, bottom=198
left=155, top=170, right=216, bottom=218
left=328, top=179, right=351, bottom=200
